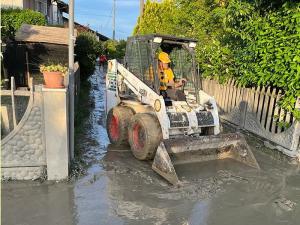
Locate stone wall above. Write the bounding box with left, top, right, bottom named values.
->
left=1, top=84, right=70, bottom=180
left=1, top=87, right=46, bottom=180
left=1, top=167, right=45, bottom=180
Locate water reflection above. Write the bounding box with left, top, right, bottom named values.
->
left=2, top=181, right=76, bottom=225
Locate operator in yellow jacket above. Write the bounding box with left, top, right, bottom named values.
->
left=158, top=52, right=186, bottom=100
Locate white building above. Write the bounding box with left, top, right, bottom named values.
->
left=1, top=0, right=68, bottom=25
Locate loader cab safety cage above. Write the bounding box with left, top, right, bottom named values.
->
left=124, top=34, right=200, bottom=102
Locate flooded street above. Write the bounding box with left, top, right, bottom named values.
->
left=2, top=68, right=300, bottom=225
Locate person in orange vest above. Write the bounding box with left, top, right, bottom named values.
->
left=158, top=52, right=186, bottom=101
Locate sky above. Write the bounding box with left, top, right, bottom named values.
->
left=67, top=0, right=140, bottom=40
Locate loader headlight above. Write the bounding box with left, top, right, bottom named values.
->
left=189, top=42, right=197, bottom=48
left=154, top=99, right=161, bottom=112
left=153, top=37, right=162, bottom=43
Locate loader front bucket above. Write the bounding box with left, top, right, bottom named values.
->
left=152, top=132, right=260, bottom=185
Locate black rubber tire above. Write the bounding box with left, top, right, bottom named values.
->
left=106, top=106, right=133, bottom=146
left=128, top=113, right=163, bottom=160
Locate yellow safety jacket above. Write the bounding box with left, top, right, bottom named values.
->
left=159, top=68, right=174, bottom=91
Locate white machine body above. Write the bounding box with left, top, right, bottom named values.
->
left=106, top=59, right=220, bottom=139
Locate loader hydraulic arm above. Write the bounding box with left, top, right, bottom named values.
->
left=109, top=60, right=170, bottom=139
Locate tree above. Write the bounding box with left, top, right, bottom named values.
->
left=133, top=0, right=300, bottom=119
left=104, top=40, right=126, bottom=60
left=75, top=32, right=103, bottom=79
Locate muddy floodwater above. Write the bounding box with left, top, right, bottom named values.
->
left=2, top=68, right=300, bottom=225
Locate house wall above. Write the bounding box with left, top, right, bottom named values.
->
left=32, top=0, right=48, bottom=16
left=2, top=0, right=48, bottom=17
left=2, top=0, right=64, bottom=25
left=48, top=1, right=64, bottom=25
left=23, top=0, right=35, bottom=10
left=57, top=8, right=63, bottom=24
left=1, top=0, right=24, bottom=8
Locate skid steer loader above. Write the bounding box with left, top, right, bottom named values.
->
left=105, top=34, right=259, bottom=185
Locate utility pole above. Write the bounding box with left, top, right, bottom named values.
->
left=68, top=0, right=74, bottom=88
left=112, top=0, right=116, bottom=40
left=140, top=0, right=144, bottom=18
left=68, top=0, right=75, bottom=160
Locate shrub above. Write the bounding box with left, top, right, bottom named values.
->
left=134, top=0, right=300, bottom=119
left=75, top=32, right=103, bottom=79
left=224, top=1, right=300, bottom=119
left=104, top=39, right=126, bottom=60
left=1, top=8, right=46, bottom=41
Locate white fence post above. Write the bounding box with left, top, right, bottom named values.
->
left=291, top=98, right=300, bottom=152
left=202, top=78, right=300, bottom=156
left=10, top=77, right=17, bottom=128
left=1, top=105, right=13, bottom=135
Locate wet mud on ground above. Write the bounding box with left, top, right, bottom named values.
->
left=2, top=68, right=300, bottom=225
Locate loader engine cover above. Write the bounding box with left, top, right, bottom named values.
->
left=167, top=112, right=189, bottom=128
left=196, top=111, right=214, bottom=127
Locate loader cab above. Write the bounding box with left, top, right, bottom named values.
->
left=124, top=34, right=200, bottom=105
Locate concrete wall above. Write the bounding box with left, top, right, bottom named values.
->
left=1, top=63, right=80, bottom=180
left=1, top=87, right=46, bottom=180
left=1, top=85, right=70, bottom=180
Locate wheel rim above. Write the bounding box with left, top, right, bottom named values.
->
left=133, top=123, right=145, bottom=150
left=109, top=115, right=119, bottom=141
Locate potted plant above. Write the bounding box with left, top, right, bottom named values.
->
left=40, top=63, right=67, bottom=88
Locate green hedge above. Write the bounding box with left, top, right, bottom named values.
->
left=225, top=1, right=300, bottom=118
left=134, top=0, right=300, bottom=120
left=75, top=32, right=102, bottom=79
left=1, top=8, right=46, bottom=41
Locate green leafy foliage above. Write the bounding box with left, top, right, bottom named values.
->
left=224, top=0, right=300, bottom=119
left=134, top=0, right=176, bottom=35
left=104, top=40, right=127, bottom=60
left=1, top=8, right=46, bottom=41
left=134, top=0, right=300, bottom=119
left=75, top=32, right=103, bottom=79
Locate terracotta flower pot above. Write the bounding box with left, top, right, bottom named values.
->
left=43, top=71, right=65, bottom=88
